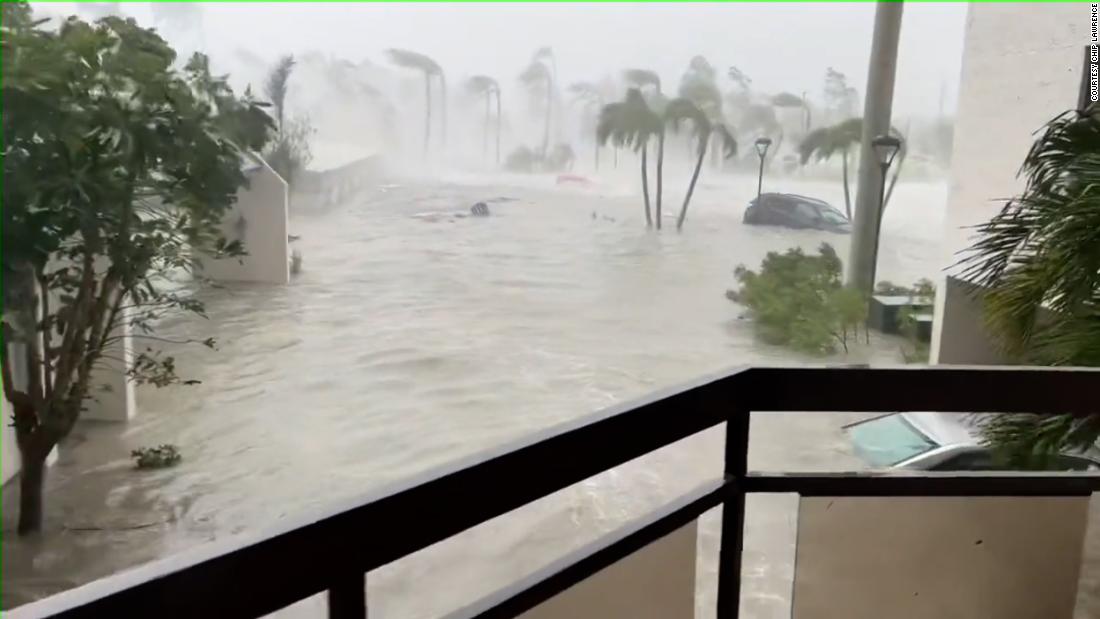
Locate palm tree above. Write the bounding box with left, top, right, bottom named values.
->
left=386, top=49, right=443, bottom=156
left=623, top=69, right=667, bottom=227
left=520, top=58, right=554, bottom=159
left=959, top=105, right=1100, bottom=465
left=663, top=98, right=737, bottom=230
left=597, top=88, right=661, bottom=227
left=798, top=118, right=904, bottom=221
left=678, top=56, right=726, bottom=169
left=264, top=55, right=295, bottom=131
left=466, top=75, right=501, bottom=165
left=772, top=91, right=811, bottom=137
left=569, top=81, right=604, bottom=171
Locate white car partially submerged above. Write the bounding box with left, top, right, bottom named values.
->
left=845, top=412, right=1100, bottom=471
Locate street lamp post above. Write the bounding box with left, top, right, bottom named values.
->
left=868, top=134, right=902, bottom=291
left=754, top=137, right=772, bottom=203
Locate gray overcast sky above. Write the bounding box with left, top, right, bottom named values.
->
left=40, top=2, right=967, bottom=117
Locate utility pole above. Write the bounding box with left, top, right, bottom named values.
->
left=847, top=1, right=904, bottom=294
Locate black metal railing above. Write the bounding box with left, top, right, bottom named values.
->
left=8, top=365, right=1100, bottom=619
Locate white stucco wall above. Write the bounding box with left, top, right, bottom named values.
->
left=196, top=159, right=290, bottom=285
left=932, top=3, right=1090, bottom=363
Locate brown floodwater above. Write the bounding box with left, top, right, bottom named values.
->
left=3, top=168, right=961, bottom=616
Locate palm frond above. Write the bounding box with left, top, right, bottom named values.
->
left=519, top=60, right=551, bottom=87
left=958, top=105, right=1100, bottom=462
left=385, top=48, right=441, bottom=76
left=466, top=75, right=498, bottom=95
left=772, top=92, right=803, bottom=108
left=623, top=68, right=661, bottom=92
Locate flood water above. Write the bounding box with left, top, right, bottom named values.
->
left=3, top=165, right=948, bottom=617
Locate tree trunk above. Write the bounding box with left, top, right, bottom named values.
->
left=677, top=142, right=707, bottom=230
left=423, top=74, right=432, bottom=157
left=841, top=150, right=852, bottom=220
left=655, top=131, right=665, bottom=230
left=483, top=93, right=490, bottom=162
left=641, top=143, right=653, bottom=227
left=18, top=450, right=46, bottom=535
left=614, top=147, right=618, bottom=168
left=495, top=91, right=502, bottom=166
left=439, top=75, right=448, bottom=152
left=542, top=79, right=552, bottom=159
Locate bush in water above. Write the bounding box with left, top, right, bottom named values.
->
left=728, top=243, right=867, bottom=354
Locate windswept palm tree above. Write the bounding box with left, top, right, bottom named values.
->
left=597, top=88, right=661, bottom=227
left=624, top=68, right=661, bottom=95
left=264, top=55, right=295, bottom=131
left=623, top=69, right=668, bottom=226
left=798, top=118, right=905, bottom=220
left=772, top=91, right=811, bottom=135
left=959, top=105, right=1100, bottom=465
left=386, top=49, right=443, bottom=156
left=678, top=56, right=725, bottom=168
left=466, top=75, right=501, bottom=165
left=569, top=81, right=604, bottom=170
left=663, top=98, right=737, bottom=230
left=520, top=58, right=554, bottom=158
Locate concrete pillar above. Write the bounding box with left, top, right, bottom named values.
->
left=195, top=157, right=290, bottom=284
left=931, top=4, right=1089, bottom=363
left=847, top=1, right=904, bottom=294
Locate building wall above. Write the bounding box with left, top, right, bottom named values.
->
left=931, top=3, right=1089, bottom=363
left=196, top=161, right=290, bottom=285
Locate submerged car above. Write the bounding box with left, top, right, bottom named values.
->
left=742, top=193, right=851, bottom=233
left=846, top=412, right=1100, bottom=471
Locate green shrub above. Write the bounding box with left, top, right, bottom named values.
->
left=729, top=243, right=867, bottom=354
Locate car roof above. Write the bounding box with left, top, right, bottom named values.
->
left=761, top=193, right=841, bottom=212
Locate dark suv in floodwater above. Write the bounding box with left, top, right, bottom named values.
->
left=743, top=193, right=851, bottom=233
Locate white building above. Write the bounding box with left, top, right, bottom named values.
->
left=931, top=3, right=1092, bottom=364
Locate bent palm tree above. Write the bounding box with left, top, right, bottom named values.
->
left=678, top=56, right=725, bottom=170
left=623, top=70, right=668, bottom=226
left=386, top=49, right=443, bottom=156
left=799, top=118, right=906, bottom=220
left=959, top=105, right=1100, bottom=465
left=520, top=59, right=554, bottom=159
left=597, top=88, right=661, bottom=227
left=467, top=75, right=501, bottom=165
left=569, top=81, right=604, bottom=170
left=664, top=98, right=737, bottom=230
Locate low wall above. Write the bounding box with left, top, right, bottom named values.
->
left=291, top=154, right=385, bottom=213
left=195, top=159, right=290, bottom=285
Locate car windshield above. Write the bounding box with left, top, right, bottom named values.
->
left=847, top=414, right=939, bottom=467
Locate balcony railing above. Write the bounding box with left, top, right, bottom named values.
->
left=8, top=365, right=1100, bottom=619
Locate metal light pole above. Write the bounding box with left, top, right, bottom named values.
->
left=754, top=137, right=772, bottom=203
left=847, top=0, right=904, bottom=294
left=868, top=134, right=902, bottom=291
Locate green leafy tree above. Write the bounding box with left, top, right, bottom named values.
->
left=728, top=244, right=867, bottom=354
left=597, top=88, right=662, bottom=227
left=2, top=4, right=272, bottom=534
left=466, top=75, right=501, bottom=165
left=662, top=98, right=737, bottom=230
left=959, top=105, right=1100, bottom=465
left=387, top=48, right=444, bottom=156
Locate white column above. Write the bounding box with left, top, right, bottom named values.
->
left=931, top=4, right=1089, bottom=363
